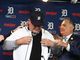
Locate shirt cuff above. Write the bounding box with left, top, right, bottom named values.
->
left=66, top=43, right=70, bottom=51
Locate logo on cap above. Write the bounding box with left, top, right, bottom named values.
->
left=35, top=8, right=41, bottom=12
left=37, top=16, right=41, bottom=20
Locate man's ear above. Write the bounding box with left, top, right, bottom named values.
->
left=71, top=25, right=75, bottom=31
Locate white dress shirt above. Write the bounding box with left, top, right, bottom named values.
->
left=63, top=34, right=72, bottom=51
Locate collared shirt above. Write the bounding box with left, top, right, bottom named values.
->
left=63, top=33, right=72, bottom=51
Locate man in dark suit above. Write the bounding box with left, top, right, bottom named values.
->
left=51, top=17, right=80, bottom=60
left=43, top=17, right=80, bottom=60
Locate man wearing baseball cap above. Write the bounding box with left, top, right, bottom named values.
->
left=3, top=8, right=54, bottom=60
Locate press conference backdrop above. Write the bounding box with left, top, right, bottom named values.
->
left=0, top=1, right=80, bottom=60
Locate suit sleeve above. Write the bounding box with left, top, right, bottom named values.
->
left=70, top=37, right=80, bottom=56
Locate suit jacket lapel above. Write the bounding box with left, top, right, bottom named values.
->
left=68, top=34, right=74, bottom=44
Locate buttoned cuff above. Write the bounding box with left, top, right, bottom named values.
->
left=66, top=43, right=70, bottom=51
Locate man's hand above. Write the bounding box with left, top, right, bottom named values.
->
left=41, top=39, right=54, bottom=47
left=0, top=35, right=4, bottom=42
left=16, top=36, right=32, bottom=45
left=55, top=39, right=68, bottom=48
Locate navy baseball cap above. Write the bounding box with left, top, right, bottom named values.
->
left=30, top=8, right=44, bottom=27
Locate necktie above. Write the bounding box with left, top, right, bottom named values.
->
left=63, top=36, right=67, bottom=42
left=61, top=36, right=67, bottom=51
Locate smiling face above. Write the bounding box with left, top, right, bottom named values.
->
left=60, top=19, right=74, bottom=36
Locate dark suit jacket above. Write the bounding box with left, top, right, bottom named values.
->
left=49, top=34, right=80, bottom=60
